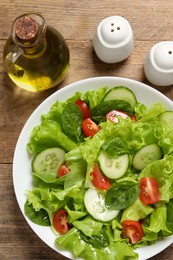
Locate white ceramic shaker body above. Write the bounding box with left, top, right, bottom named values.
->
left=93, top=16, right=134, bottom=63
left=144, top=41, right=173, bottom=86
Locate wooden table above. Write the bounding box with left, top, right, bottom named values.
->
left=0, top=0, right=173, bottom=259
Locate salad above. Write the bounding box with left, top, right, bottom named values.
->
left=24, top=85, right=173, bottom=260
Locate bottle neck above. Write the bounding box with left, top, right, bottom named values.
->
left=12, top=13, right=46, bottom=57
left=21, top=35, right=47, bottom=58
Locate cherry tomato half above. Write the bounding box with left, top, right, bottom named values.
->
left=90, top=164, right=111, bottom=190
left=139, top=177, right=160, bottom=205
left=121, top=220, right=144, bottom=244
left=75, top=99, right=91, bottom=119
left=53, top=209, right=71, bottom=234
left=82, top=118, right=100, bottom=137
left=58, top=165, right=70, bottom=178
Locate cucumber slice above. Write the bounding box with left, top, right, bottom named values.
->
left=132, top=144, right=162, bottom=171
left=103, top=86, right=137, bottom=110
left=158, top=111, right=173, bottom=131
left=98, top=151, right=129, bottom=179
left=32, top=147, right=65, bottom=174
left=84, top=188, right=119, bottom=222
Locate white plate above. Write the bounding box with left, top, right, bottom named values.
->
left=13, top=76, right=173, bottom=260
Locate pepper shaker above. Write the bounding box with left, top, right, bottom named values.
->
left=93, top=16, right=134, bottom=63
left=144, top=41, right=173, bottom=86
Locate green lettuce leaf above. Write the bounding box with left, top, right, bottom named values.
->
left=73, top=216, right=104, bottom=237
left=27, top=120, right=77, bottom=153
left=26, top=187, right=65, bottom=213
left=41, top=100, right=65, bottom=123
left=64, top=150, right=87, bottom=189
left=83, top=87, right=108, bottom=110
left=156, top=124, right=173, bottom=155
left=41, top=92, right=82, bottom=122
left=167, top=199, right=173, bottom=232
left=33, top=170, right=59, bottom=183
left=135, top=102, right=165, bottom=122
left=121, top=199, right=153, bottom=222
left=144, top=205, right=172, bottom=236
left=56, top=227, right=138, bottom=260
left=52, top=181, right=84, bottom=201
left=65, top=205, right=87, bottom=223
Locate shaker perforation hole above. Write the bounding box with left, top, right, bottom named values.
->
left=168, top=51, right=172, bottom=55
left=110, top=24, right=121, bottom=32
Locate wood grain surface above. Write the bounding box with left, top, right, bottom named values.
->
left=0, top=0, right=173, bottom=259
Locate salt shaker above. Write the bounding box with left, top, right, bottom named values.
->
left=93, top=16, right=134, bottom=63
left=144, top=41, right=173, bottom=86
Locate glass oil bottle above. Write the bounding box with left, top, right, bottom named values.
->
left=3, top=13, right=70, bottom=92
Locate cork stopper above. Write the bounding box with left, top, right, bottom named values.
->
left=15, top=16, right=39, bottom=41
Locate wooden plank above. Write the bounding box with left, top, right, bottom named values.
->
left=0, top=0, right=173, bottom=259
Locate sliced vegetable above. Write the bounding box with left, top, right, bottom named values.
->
left=106, top=110, right=128, bottom=123
left=106, top=110, right=137, bottom=123
left=132, top=144, right=162, bottom=171
left=32, top=147, right=65, bottom=174
left=158, top=111, right=173, bottom=131
left=75, top=99, right=91, bottom=119
left=98, top=151, right=129, bottom=179
left=53, top=209, right=71, bottom=234
left=121, top=220, right=144, bottom=244
left=58, top=165, right=70, bottom=178
left=139, top=177, right=160, bottom=205
left=82, top=118, right=100, bottom=137
left=103, top=86, right=137, bottom=111
left=84, top=188, right=119, bottom=222
left=90, top=164, right=111, bottom=190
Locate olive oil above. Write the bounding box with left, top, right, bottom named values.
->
left=3, top=14, right=70, bottom=92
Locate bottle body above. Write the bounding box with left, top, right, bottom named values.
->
left=3, top=14, right=70, bottom=92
